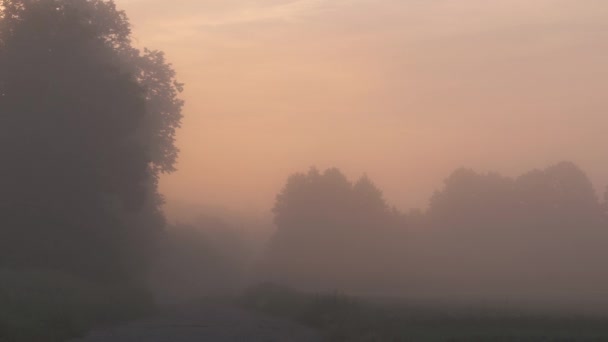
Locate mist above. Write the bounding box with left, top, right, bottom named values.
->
left=117, top=0, right=608, bottom=214
left=3, top=1, right=608, bottom=341
left=127, top=0, right=608, bottom=313
left=157, top=162, right=608, bottom=315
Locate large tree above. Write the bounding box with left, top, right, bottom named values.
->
left=0, top=0, right=183, bottom=282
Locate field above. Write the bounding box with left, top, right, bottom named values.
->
left=240, top=284, right=608, bottom=342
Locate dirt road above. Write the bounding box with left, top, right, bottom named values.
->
left=72, top=304, right=324, bottom=342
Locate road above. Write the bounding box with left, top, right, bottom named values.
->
left=72, top=304, right=324, bottom=342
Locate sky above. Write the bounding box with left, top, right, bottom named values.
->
left=117, top=0, right=608, bottom=220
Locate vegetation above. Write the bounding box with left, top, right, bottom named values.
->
left=263, top=168, right=403, bottom=291
left=262, top=163, right=608, bottom=298
left=1, top=1, right=607, bottom=341
left=0, top=270, right=154, bottom=342
left=0, top=0, right=182, bottom=282
left=0, top=0, right=182, bottom=340
left=241, top=284, right=608, bottom=342
left=149, top=216, right=258, bottom=304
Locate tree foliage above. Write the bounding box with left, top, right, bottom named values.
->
left=265, top=162, right=608, bottom=295
left=0, top=0, right=183, bottom=282
left=266, top=168, right=402, bottom=290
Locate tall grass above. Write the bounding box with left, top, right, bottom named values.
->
left=240, top=284, right=608, bottom=342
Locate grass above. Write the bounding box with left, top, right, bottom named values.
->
left=0, top=269, right=155, bottom=342
left=239, top=283, right=608, bottom=342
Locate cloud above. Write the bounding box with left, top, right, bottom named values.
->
left=122, top=0, right=339, bottom=28
left=120, top=0, right=346, bottom=45
left=196, top=0, right=336, bottom=26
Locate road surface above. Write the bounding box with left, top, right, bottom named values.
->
left=72, top=304, right=324, bottom=342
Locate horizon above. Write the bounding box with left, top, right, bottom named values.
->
left=118, top=0, right=608, bottom=218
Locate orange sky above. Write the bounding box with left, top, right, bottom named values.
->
left=117, top=0, right=608, bottom=220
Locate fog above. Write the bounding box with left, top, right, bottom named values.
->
left=152, top=163, right=608, bottom=316
left=118, top=0, right=608, bottom=214
left=3, top=1, right=608, bottom=340
left=116, top=0, right=608, bottom=311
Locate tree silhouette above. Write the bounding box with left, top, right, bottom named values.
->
left=416, top=161, right=608, bottom=294
left=266, top=168, right=402, bottom=291
left=0, top=0, right=183, bottom=282
left=264, top=162, right=608, bottom=296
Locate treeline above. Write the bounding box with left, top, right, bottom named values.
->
left=261, top=162, right=608, bottom=300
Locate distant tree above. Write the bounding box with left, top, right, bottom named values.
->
left=266, top=168, right=402, bottom=291
left=429, top=162, right=602, bottom=231
left=512, top=162, right=606, bottom=274
left=515, top=162, right=601, bottom=217
left=265, top=162, right=608, bottom=295
left=0, top=0, right=183, bottom=282
left=353, top=175, right=388, bottom=217
left=419, top=161, right=608, bottom=292
left=429, top=168, right=516, bottom=230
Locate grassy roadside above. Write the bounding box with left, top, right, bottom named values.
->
left=0, top=269, right=155, bottom=342
left=239, top=284, right=608, bottom=342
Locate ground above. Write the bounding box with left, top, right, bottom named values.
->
left=71, top=303, right=324, bottom=342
